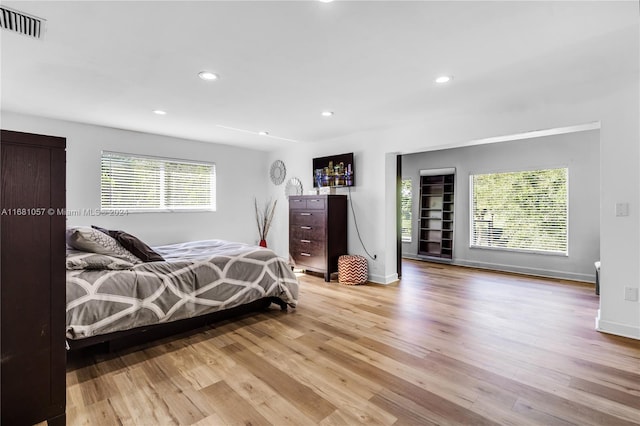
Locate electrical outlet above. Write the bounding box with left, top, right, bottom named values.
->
left=615, top=202, right=629, bottom=217
left=624, top=287, right=639, bottom=302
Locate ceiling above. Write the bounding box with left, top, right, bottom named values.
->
left=1, top=1, right=637, bottom=151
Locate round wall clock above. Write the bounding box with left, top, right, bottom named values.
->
left=270, top=160, right=286, bottom=185
left=285, top=177, right=303, bottom=197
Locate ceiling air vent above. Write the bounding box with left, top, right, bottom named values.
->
left=0, top=6, right=45, bottom=39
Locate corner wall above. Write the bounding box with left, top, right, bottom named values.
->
left=595, top=83, right=640, bottom=339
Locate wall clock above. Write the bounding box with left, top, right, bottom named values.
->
left=285, top=177, right=303, bottom=197
left=270, top=160, right=286, bottom=185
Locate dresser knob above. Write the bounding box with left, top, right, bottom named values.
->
left=300, top=252, right=311, bottom=256
left=300, top=226, right=312, bottom=230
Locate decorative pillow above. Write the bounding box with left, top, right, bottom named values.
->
left=65, top=226, right=141, bottom=264
left=91, top=225, right=164, bottom=262
left=66, top=250, right=134, bottom=270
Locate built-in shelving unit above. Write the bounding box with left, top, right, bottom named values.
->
left=418, top=174, right=454, bottom=259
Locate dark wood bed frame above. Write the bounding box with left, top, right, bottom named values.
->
left=67, top=296, right=289, bottom=352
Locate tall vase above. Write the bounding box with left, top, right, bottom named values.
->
left=259, top=239, right=267, bottom=248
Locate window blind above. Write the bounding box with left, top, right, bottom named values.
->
left=101, top=152, right=216, bottom=212
left=470, top=168, right=567, bottom=254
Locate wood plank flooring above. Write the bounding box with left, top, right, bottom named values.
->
left=63, top=260, right=640, bottom=425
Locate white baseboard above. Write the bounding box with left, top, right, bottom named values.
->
left=455, top=259, right=595, bottom=282
left=595, top=310, right=640, bottom=340
left=401, top=255, right=595, bottom=283
left=368, top=272, right=399, bottom=285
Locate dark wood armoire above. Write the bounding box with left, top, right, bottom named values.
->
left=1, top=130, right=66, bottom=425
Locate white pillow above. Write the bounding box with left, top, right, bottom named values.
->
left=66, top=226, right=141, bottom=264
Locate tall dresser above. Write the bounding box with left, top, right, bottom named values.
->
left=1, top=130, right=66, bottom=425
left=289, top=195, right=347, bottom=281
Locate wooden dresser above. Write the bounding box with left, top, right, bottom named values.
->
left=1, top=130, right=66, bottom=426
left=289, top=195, right=347, bottom=281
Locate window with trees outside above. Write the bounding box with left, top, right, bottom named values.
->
left=470, top=167, right=568, bottom=255
left=101, top=152, right=216, bottom=212
left=401, top=179, right=412, bottom=242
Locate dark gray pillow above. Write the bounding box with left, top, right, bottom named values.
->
left=91, top=226, right=164, bottom=262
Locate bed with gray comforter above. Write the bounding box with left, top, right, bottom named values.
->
left=66, top=240, right=299, bottom=342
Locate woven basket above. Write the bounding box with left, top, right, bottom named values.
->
left=338, top=255, right=368, bottom=285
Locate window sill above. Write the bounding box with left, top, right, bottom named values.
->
left=469, top=245, right=568, bottom=257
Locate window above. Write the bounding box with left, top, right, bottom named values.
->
left=101, top=152, right=216, bottom=212
left=401, top=179, right=412, bottom=242
left=470, top=167, right=567, bottom=254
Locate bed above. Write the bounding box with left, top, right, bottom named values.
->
left=65, top=227, right=299, bottom=350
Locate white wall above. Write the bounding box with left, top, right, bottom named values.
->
left=1, top=111, right=268, bottom=246
left=401, top=130, right=600, bottom=282
left=267, top=143, right=392, bottom=283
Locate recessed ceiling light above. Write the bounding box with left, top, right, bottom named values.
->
left=153, top=110, right=167, bottom=115
left=319, top=0, right=334, bottom=3
left=435, top=75, right=452, bottom=84
left=258, top=131, right=269, bottom=136
left=321, top=111, right=334, bottom=117
left=198, top=71, right=219, bottom=81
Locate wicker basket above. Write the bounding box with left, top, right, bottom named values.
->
left=338, top=255, right=368, bottom=285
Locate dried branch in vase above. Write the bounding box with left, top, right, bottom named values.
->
left=255, top=198, right=278, bottom=242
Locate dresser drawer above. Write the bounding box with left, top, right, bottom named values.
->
left=305, top=197, right=326, bottom=210
left=289, top=198, right=307, bottom=209
left=289, top=223, right=326, bottom=241
left=290, top=224, right=325, bottom=241
left=291, top=250, right=326, bottom=270
left=290, top=210, right=326, bottom=227
left=290, top=238, right=325, bottom=256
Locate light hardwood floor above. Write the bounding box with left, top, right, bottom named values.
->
left=63, top=260, right=640, bottom=425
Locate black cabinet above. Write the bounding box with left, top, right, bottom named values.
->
left=289, top=195, right=347, bottom=281
left=418, top=174, right=454, bottom=259
left=1, top=130, right=66, bottom=425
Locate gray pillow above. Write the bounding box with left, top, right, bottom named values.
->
left=91, top=225, right=164, bottom=262
left=66, top=250, right=134, bottom=270
left=65, top=226, right=141, bottom=264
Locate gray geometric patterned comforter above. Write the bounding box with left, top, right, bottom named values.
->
left=66, top=240, right=299, bottom=340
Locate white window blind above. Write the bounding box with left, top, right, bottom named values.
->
left=101, top=152, right=216, bottom=212
left=470, top=168, right=567, bottom=255
left=401, top=179, right=412, bottom=242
